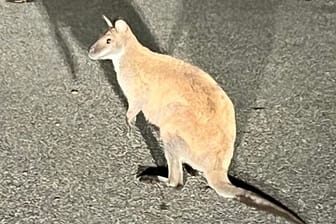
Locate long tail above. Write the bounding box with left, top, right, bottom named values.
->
left=235, top=187, right=305, bottom=224
left=206, top=173, right=305, bottom=224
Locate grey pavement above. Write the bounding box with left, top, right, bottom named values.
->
left=0, top=0, right=335, bottom=223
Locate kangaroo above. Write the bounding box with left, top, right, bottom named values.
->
left=88, top=15, right=305, bottom=224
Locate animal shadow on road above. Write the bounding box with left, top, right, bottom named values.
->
left=40, top=0, right=167, bottom=167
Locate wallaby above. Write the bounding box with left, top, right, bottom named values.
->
left=88, top=15, right=305, bottom=224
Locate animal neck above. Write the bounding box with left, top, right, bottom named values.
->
left=112, top=38, right=148, bottom=75
left=111, top=50, right=124, bottom=74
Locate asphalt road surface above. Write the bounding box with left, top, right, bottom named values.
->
left=0, top=0, right=335, bottom=223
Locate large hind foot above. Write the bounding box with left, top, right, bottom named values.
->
left=137, top=165, right=183, bottom=188
left=137, top=135, right=187, bottom=188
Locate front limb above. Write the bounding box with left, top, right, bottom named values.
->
left=126, top=108, right=139, bottom=128
left=125, top=100, right=142, bottom=130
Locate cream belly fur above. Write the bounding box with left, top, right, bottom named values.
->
left=88, top=15, right=306, bottom=224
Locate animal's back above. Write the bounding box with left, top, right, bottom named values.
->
left=136, top=51, right=236, bottom=167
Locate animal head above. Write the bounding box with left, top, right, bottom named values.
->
left=88, top=15, right=131, bottom=60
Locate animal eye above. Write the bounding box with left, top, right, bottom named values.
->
left=106, top=38, right=111, bottom=44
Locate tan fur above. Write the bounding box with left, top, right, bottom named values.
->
left=88, top=16, right=305, bottom=224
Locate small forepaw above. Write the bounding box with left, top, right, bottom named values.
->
left=126, top=109, right=138, bottom=128
left=126, top=115, right=136, bottom=128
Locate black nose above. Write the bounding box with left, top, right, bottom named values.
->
left=89, top=46, right=95, bottom=53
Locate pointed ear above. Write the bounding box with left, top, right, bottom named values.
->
left=115, top=19, right=129, bottom=33
left=102, top=15, right=113, bottom=27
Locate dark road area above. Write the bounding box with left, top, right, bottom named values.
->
left=0, top=0, right=335, bottom=223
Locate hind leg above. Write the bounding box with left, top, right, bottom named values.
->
left=161, top=138, right=183, bottom=187
left=139, top=135, right=184, bottom=188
